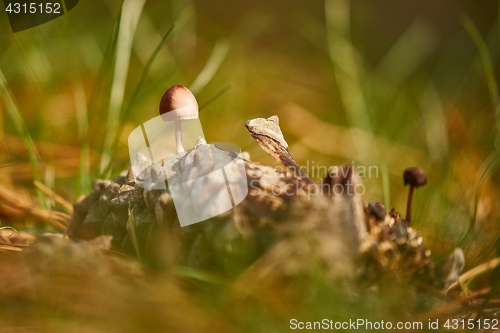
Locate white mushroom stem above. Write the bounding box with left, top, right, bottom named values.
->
left=175, top=120, right=185, bottom=153
left=159, top=85, right=199, bottom=154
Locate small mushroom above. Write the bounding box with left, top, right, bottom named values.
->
left=403, top=167, right=427, bottom=223
left=159, top=85, right=199, bottom=154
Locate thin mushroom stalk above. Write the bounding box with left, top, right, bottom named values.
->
left=159, top=85, right=199, bottom=154
left=406, top=185, right=414, bottom=223
left=174, top=120, right=184, bottom=153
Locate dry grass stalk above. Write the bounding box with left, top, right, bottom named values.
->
left=0, top=186, right=69, bottom=231
left=448, top=257, right=500, bottom=292
left=34, top=180, right=74, bottom=213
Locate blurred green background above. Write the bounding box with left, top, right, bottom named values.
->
left=0, top=0, right=499, bottom=270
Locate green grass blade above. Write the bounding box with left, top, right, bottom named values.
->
left=175, top=266, right=225, bottom=285
left=128, top=203, right=142, bottom=263
left=43, top=165, right=55, bottom=210
left=421, top=84, right=449, bottom=162
left=100, top=24, right=176, bottom=178
left=462, top=15, right=500, bottom=149
left=120, top=24, right=175, bottom=124
left=460, top=151, right=500, bottom=248
left=198, top=84, right=230, bottom=111
left=381, top=164, right=390, bottom=210
left=99, top=0, right=147, bottom=176
left=189, top=40, right=230, bottom=94
left=0, top=69, right=45, bottom=208
left=73, top=79, right=91, bottom=196
left=375, top=19, right=437, bottom=84
left=84, top=6, right=123, bottom=183
left=87, top=5, right=123, bottom=139
left=324, top=0, right=374, bottom=162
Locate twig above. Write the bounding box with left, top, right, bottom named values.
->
left=448, top=257, right=500, bottom=292
left=34, top=180, right=74, bottom=213
left=0, top=187, right=70, bottom=230
left=0, top=244, right=23, bottom=252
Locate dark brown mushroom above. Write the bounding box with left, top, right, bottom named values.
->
left=403, top=167, right=427, bottom=223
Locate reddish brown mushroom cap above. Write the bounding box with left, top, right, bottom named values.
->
left=403, top=167, right=427, bottom=188
left=159, top=85, right=199, bottom=121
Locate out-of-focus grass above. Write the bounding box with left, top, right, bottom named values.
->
left=73, top=77, right=91, bottom=197
left=462, top=15, right=500, bottom=148
left=0, top=0, right=499, bottom=330
left=127, top=203, right=142, bottom=263
left=0, top=68, right=45, bottom=207
left=99, top=0, right=146, bottom=177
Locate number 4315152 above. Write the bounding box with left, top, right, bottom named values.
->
left=5, top=2, right=61, bottom=14
left=443, top=318, right=498, bottom=330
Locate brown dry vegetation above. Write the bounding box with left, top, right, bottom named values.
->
left=1, top=0, right=500, bottom=331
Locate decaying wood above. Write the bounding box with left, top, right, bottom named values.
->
left=245, top=116, right=313, bottom=184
